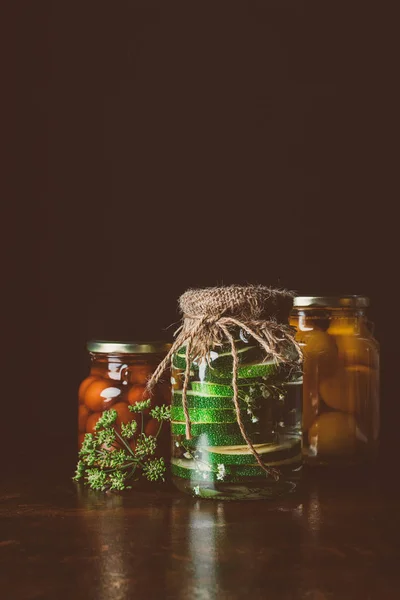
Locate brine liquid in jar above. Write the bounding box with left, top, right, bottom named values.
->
left=170, top=332, right=303, bottom=500
left=290, top=296, right=379, bottom=467
left=78, top=340, right=171, bottom=456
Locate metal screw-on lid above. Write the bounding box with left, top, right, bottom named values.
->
left=293, top=296, right=370, bottom=308
left=86, top=340, right=172, bottom=354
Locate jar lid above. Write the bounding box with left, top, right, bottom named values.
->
left=86, top=340, right=172, bottom=354
left=293, top=296, right=369, bottom=308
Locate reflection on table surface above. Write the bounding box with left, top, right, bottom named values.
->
left=1, top=469, right=400, bottom=600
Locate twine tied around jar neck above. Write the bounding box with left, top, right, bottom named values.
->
left=147, top=285, right=302, bottom=479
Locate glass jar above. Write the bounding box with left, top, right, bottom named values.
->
left=290, top=297, right=379, bottom=466
left=78, top=340, right=171, bottom=453
left=170, top=331, right=303, bottom=500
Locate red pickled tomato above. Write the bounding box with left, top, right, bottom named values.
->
left=78, top=405, right=90, bottom=433
left=113, top=402, right=138, bottom=428
left=83, top=380, right=123, bottom=412
left=85, top=403, right=138, bottom=442
left=129, top=364, right=153, bottom=385
left=78, top=376, right=98, bottom=404
left=86, top=412, right=102, bottom=434
left=144, top=418, right=159, bottom=437
left=128, top=384, right=152, bottom=413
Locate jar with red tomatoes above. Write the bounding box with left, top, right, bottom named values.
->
left=78, top=341, right=171, bottom=454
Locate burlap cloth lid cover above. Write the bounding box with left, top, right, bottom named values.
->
left=147, top=285, right=300, bottom=478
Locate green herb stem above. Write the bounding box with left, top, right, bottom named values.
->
left=75, top=403, right=171, bottom=491
left=114, top=429, right=136, bottom=457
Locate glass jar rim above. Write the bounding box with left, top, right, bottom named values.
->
left=86, top=340, right=172, bottom=354
left=293, top=296, right=369, bottom=308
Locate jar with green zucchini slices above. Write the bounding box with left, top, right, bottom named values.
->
left=148, top=285, right=303, bottom=500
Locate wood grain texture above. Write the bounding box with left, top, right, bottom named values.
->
left=1, top=462, right=400, bottom=600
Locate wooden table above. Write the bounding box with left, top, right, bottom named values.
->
left=1, top=458, right=400, bottom=600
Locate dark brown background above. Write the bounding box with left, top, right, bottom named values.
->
left=2, top=2, right=397, bottom=465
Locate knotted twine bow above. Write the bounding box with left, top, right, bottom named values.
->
left=147, top=285, right=301, bottom=479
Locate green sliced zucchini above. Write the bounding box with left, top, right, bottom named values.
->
left=171, top=421, right=271, bottom=446
left=171, top=406, right=238, bottom=424
left=202, top=440, right=302, bottom=466
left=171, top=421, right=259, bottom=437
left=174, top=431, right=269, bottom=447
left=204, top=360, right=278, bottom=383
left=190, top=381, right=257, bottom=397
left=172, top=353, right=199, bottom=371
left=172, top=390, right=248, bottom=409
left=173, top=344, right=262, bottom=372
left=237, top=360, right=278, bottom=379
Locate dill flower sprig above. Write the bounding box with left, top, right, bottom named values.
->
left=74, top=403, right=170, bottom=491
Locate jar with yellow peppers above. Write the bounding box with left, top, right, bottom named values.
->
left=290, top=297, right=379, bottom=466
